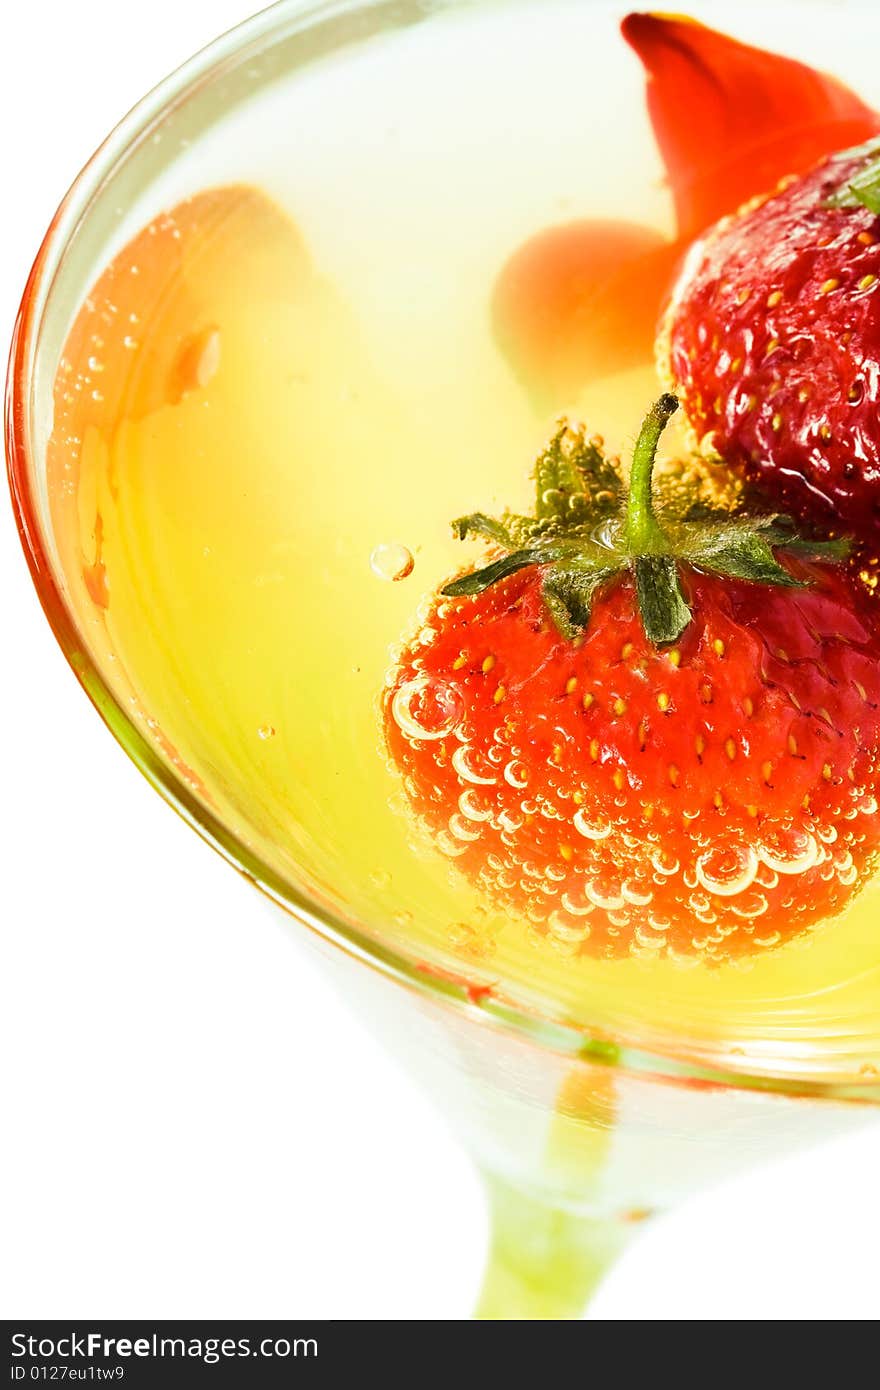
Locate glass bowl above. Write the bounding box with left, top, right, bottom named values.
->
left=8, top=0, right=880, bottom=1317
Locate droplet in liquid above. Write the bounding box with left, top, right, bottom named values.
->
left=452, top=743, right=496, bottom=785
left=370, top=541, right=414, bottom=582
left=573, top=808, right=611, bottom=841
left=458, top=789, right=492, bottom=822
left=695, top=844, right=758, bottom=897
left=585, top=877, right=625, bottom=911
left=758, top=827, right=820, bottom=876
left=391, top=676, right=463, bottom=741
left=503, top=760, right=529, bottom=789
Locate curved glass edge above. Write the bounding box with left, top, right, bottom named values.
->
left=5, top=0, right=880, bottom=1105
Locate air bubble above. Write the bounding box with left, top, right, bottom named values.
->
left=257, top=725, right=276, bottom=740
left=622, top=878, right=653, bottom=906
left=585, top=878, right=625, bottom=911
left=449, top=922, right=477, bottom=949
left=449, top=813, right=481, bottom=843
left=436, top=830, right=467, bottom=858
left=547, top=934, right=579, bottom=956
left=752, top=930, right=782, bottom=948
left=391, top=676, right=463, bottom=741
left=730, top=891, right=769, bottom=919
left=634, top=925, right=666, bottom=950
left=370, top=869, right=391, bottom=890
left=503, top=760, right=529, bottom=789
left=370, top=541, right=414, bottom=582
left=647, top=915, right=672, bottom=932
left=758, top=827, right=819, bottom=875
left=452, top=744, right=496, bottom=786
left=547, top=913, right=591, bottom=943
left=458, top=789, right=492, bottom=822
left=573, top=808, right=611, bottom=841
left=650, top=850, right=680, bottom=877
left=695, top=844, right=758, bottom=897
left=667, top=948, right=701, bottom=970
left=560, top=892, right=594, bottom=917
left=178, top=326, right=221, bottom=394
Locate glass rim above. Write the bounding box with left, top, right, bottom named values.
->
left=6, top=0, right=880, bottom=1106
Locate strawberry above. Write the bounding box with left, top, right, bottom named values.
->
left=492, top=14, right=879, bottom=407
left=663, top=139, right=880, bottom=545
left=384, top=397, right=880, bottom=963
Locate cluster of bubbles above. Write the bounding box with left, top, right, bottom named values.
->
left=388, top=670, right=880, bottom=965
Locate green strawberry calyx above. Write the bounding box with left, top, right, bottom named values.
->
left=827, top=136, right=880, bottom=215
left=442, top=395, right=848, bottom=645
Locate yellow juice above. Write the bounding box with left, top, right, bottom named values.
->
left=45, top=0, right=880, bottom=1079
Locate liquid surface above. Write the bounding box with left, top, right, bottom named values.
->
left=44, top=0, right=880, bottom=1078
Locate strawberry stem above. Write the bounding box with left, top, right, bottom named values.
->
left=442, top=395, right=848, bottom=646
left=624, top=393, right=678, bottom=555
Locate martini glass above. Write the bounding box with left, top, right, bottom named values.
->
left=7, top=0, right=880, bottom=1319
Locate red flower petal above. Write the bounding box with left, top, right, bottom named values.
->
left=492, top=14, right=879, bottom=404
left=622, top=11, right=880, bottom=238
left=492, top=220, right=678, bottom=406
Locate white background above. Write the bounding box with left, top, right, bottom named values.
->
left=2, top=0, right=879, bottom=1321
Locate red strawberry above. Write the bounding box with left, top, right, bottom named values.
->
left=384, top=398, right=880, bottom=963
left=663, top=139, right=880, bottom=545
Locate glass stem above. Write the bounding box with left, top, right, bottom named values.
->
left=474, top=1171, right=639, bottom=1320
